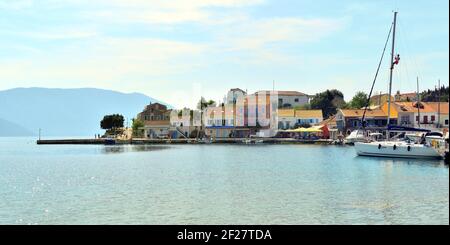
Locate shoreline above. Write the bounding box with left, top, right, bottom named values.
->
left=36, top=138, right=337, bottom=145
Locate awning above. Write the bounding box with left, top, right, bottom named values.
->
left=387, top=125, right=431, bottom=132
left=282, top=127, right=322, bottom=133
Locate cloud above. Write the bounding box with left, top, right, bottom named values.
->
left=216, top=17, right=347, bottom=51
left=78, top=0, right=265, bottom=25
left=8, top=30, right=98, bottom=40
left=0, top=37, right=207, bottom=85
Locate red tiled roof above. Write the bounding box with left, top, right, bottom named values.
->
left=340, top=109, right=387, bottom=118
left=426, top=102, right=449, bottom=114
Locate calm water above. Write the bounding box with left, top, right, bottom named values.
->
left=0, top=137, right=448, bottom=225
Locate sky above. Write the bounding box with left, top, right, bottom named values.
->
left=0, top=0, right=448, bottom=109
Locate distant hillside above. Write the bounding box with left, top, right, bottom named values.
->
left=0, top=87, right=169, bottom=137
left=0, top=118, right=34, bottom=136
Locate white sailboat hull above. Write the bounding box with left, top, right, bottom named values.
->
left=354, top=141, right=442, bottom=159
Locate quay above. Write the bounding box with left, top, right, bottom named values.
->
left=36, top=138, right=337, bottom=145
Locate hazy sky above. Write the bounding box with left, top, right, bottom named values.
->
left=0, top=0, right=448, bottom=108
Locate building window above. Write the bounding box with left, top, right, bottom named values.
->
left=416, top=116, right=419, bottom=122
left=294, top=98, right=299, bottom=102
left=423, top=116, right=428, bottom=123
left=445, top=119, right=449, bottom=125
left=431, top=115, right=435, bottom=121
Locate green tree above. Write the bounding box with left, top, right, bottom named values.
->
left=294, top=103, right=311, bottom=110
left=131, top=118, right=145, bottom=137
left=100, top=114, right=124, bottom=134
left=310, top=89, right=346, bottom=119
left=197, top=97, right=216, bottom=110
left=349, top=91, right=369, bottom=109
left=420, top=85, right=449, bottom=102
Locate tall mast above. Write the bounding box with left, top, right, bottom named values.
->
left=438, top=79, right=441, bottom=128
left=416, top=76, right=420, bottom=128
left=386, top=11, right=397, bottom=140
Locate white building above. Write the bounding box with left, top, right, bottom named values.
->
left=226, top=88, right=247, bottom=104
left=255, top=90, right=309, bottom=109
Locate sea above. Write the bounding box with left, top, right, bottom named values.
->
left=0, top=137, right=448, bottom=224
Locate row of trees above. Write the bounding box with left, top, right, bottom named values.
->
left=306, top=89, right=368, bottom=119
left=420, top=85, right=449, bottom=102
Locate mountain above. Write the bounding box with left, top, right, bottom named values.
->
left=0, top=87, right=169, bottom=137
left=0, top=118, right=34, bottom=136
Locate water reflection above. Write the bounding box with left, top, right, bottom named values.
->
left=102, top=145, right=171, bottom=154
left=356, top=155, right=447, bottom=168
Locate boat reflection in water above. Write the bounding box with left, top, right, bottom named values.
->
left=102, top=145, right=171, bottom=154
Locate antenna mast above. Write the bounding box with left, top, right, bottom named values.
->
left=417, top=77, right=420, bottom=128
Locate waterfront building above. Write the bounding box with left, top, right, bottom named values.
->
left=169, top=108, right=200, bottom=138
left=335, top=109, right=391, bottom=135
left=295, top=110, right=323, bottom=125
left=395, top=91, right=418, bottom=102
left=255, top=90, right=309, bottom=109
left=426, top=102, right=449, bottom=128
left=395, top=101, right=449, bottom=129
left=277, top=109, right=324, bottom=130
left=226, top=88, right=247, bottom=104
left=335, top=100, right=448, bottom=135
left=203, top=91, right=279, bottom=138
left=277, top=109, right=296, bottom=129
left=369, top=93, right=394, bottom=106
left=204, top=105, right=252, bottom=138
left=137, top=102, right=171, bottom=138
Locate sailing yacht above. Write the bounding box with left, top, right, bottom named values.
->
left=354, top=12, right=444, bottom=159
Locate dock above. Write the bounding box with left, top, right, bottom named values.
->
left=36, top=138, right=336, bottom=145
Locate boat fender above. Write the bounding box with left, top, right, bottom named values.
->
left=407, top=146, right=411, bottom=151
left=378, top=144, right=381, bottom=149
left=393, top=145, right=397, bottom=150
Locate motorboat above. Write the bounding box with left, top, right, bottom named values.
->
left=345, top=129, right=366, bottom=144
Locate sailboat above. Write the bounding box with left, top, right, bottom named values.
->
left=354, top=12, right=444, bottom=159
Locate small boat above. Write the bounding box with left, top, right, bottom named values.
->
left=241, top=138, right=252, bottom=144
left=345, top=129, right=366, bottom=144
left=197, top=137, right=213, bottom=144
left=241, top=138, right=264, bottom=144
left=104, top=138, right=116, bottom=145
